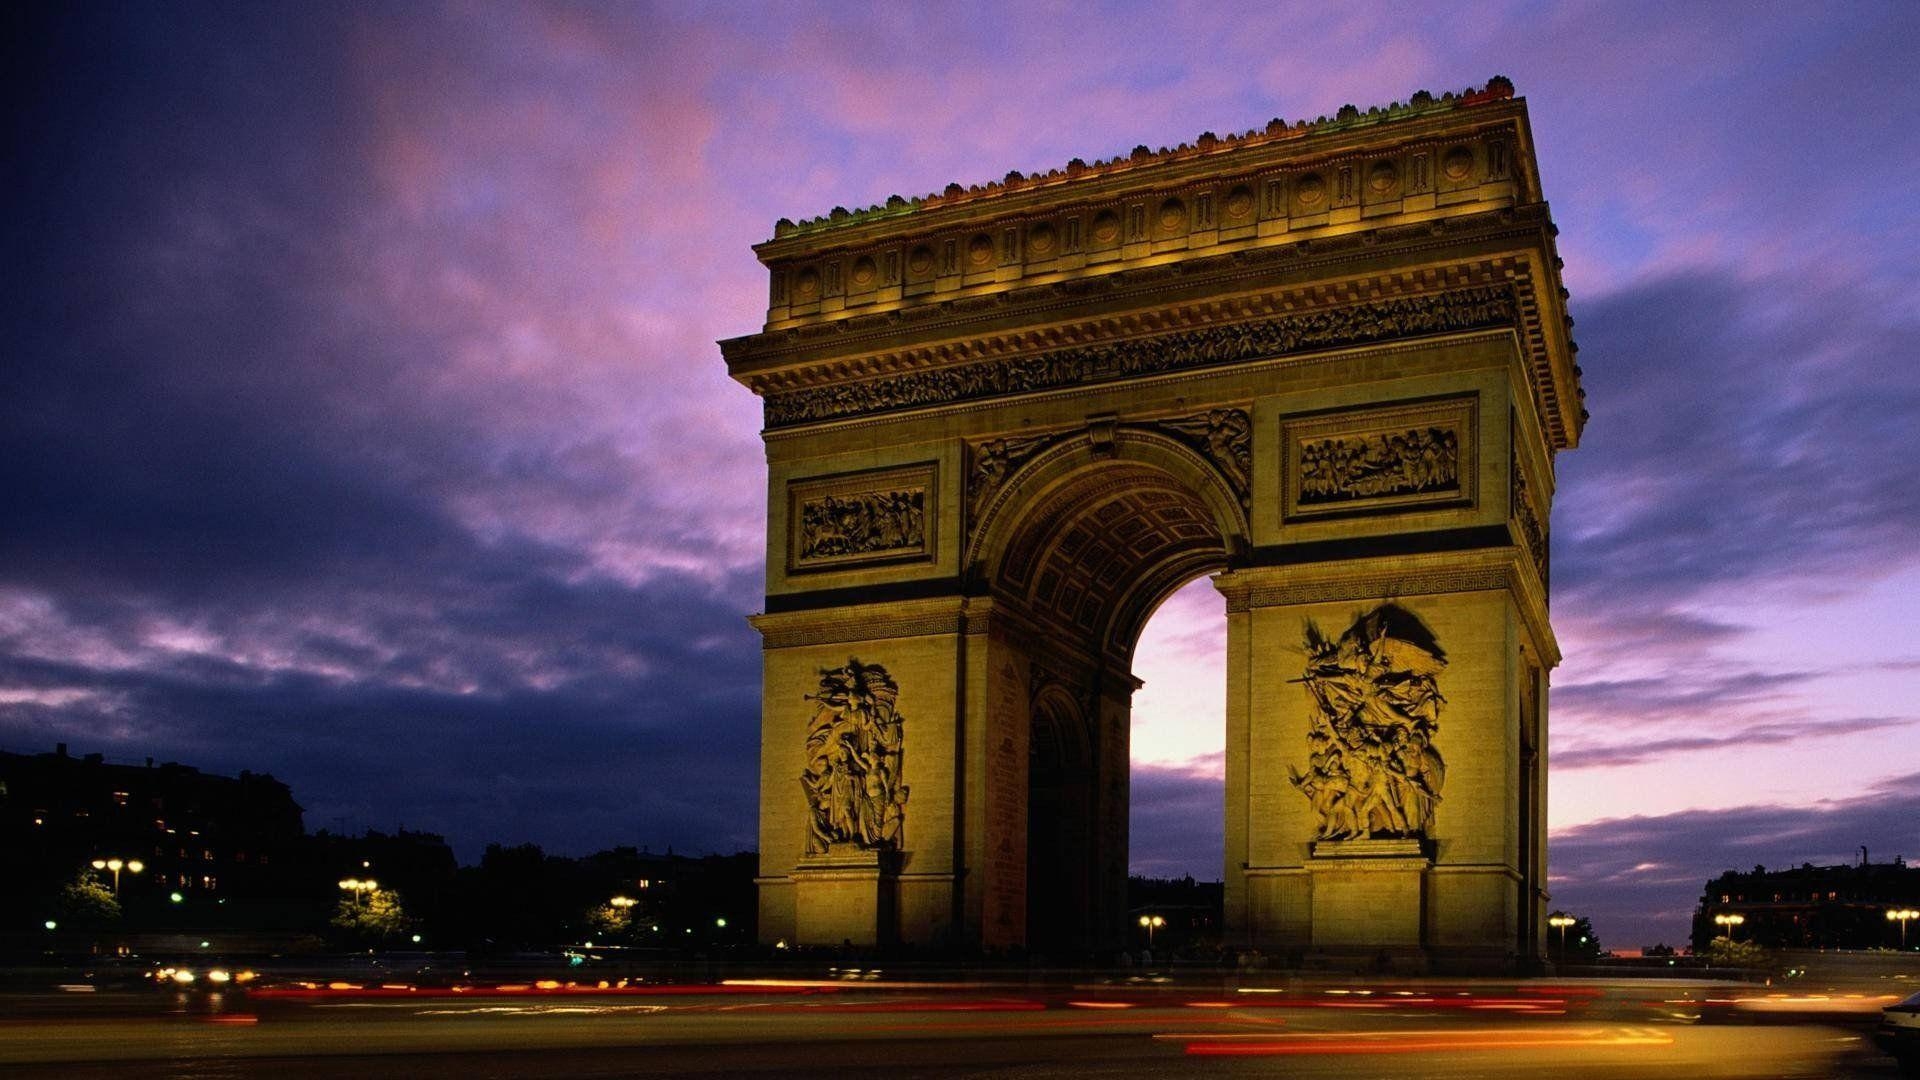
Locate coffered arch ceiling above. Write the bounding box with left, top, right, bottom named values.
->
left=997, top=463, right=1228, bottom=662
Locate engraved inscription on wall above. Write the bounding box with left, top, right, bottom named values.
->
left=788, top=463, right=937, bottom=573
left=1282, top=397, right=1476, bottom=520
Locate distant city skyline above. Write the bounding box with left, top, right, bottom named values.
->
left=5, top=2, right=1918, bottom=949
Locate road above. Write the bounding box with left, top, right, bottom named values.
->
left=0, top=975, right=1907, bottom=1078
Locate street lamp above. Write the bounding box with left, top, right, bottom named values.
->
left=1889, top=908, right=1919, bottom=950
left=1713, top=912, right=1746, bottom=940
left=609, top=896, right=637, bottom=909
left=337, top=878, right=378, bottom=907
left=90, top=857, right=145, bottom=894
left=1137, top=914, right=1165, bottom=946
left=1548, top=913, right=1576, bottom=955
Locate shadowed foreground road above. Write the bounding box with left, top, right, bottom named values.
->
left=0, top=978, right=1905, bottom=1078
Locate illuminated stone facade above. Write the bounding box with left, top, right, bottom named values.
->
left=723, top=79, right=1581, bottom=969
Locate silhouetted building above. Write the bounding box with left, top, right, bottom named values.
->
left=1, top=744, right=306, bottom=914
left=1692, top=853, right=1920, bottom=951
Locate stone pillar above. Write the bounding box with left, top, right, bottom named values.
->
left=1220, top=551, right=1545, bottom=970
left=749, top=600, right=970, bottom=949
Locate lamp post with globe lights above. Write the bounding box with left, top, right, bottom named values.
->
left=90, top=857, right=144, bottom=894
left=1714, top=912, right=1746, bottom=941
left=1548, top=913, right=1576, bottom=957
left=338, top=877, right=378, bottom=908
left=1137, top=914, right=1165, bottom=947
left=1890, top=908, right=1919, bottom=950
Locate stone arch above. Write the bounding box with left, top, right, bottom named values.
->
left=734, top=89, right=1577, bottom=966
left=969, top=427, right=1247, bottom=663
left=963, top=430, right=1247, bottom=952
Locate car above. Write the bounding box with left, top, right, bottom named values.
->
left=1879, top=989, right=1920, bottom=1076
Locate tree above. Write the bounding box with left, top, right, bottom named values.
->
left=1547, top=912, right=1602, bottom=962
left=584, top=901, right=636, bottom=942
left=55, top=872, right=121, bottom=928
left=331, top=888, right=410, bottom=943
left=1703, top=936, right=1772, bottom=971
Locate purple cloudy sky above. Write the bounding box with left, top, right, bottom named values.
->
left=6, top=2, right=1917, bottom=948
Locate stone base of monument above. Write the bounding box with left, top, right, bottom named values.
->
left=791, top=846, right=899, bottom=947
left=1306, top=838, right=1431, bottom=966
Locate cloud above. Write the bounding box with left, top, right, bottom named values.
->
left=1555, top=271, right=1920, bottom=610
left=0, top=4, right=768, bottom=859
left=5, top=2, right=1918, bottom=921
left=1553, top=715, right=1916, bottom=770
left=1550, top=773, right=1920, bottom=948
left=1129, top=755, right=1225, bottom=880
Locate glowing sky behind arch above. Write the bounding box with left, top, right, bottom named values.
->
left=5, top=1, right=1918, bottom=948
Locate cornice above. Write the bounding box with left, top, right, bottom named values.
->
left=748, top=597, right=966, bottom=650
left=759, top=277, right=1521, bottom=434
left=726, top=208, right=1582, bottom=449
left=760, top=79, right=1520, bottom=246
left=725, top=208, right=1549, bottom=374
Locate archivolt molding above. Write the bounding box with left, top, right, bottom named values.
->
left=966, top=424, right=1249, bottom=568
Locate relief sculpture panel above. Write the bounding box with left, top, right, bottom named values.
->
left=1512, top=460, right=1549, bottom=589
left=801, top=659, right=908, bottom=855
left=1155, top=408, right=1252, bottom=509
left=1299, top=426, right=1458, bottom=504
left=1289, top=604, right=1447, bottom=840
left=788, top=464, right=936, bottom=573
left=1282, top=397, right=1476, bottom=521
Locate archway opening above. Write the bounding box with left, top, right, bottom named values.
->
left=986, top=457, right=1233, bottom=953
left=1126, top=577, right=1227, bottom=953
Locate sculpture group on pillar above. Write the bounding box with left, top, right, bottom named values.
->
left=801, top=659, right=909, bottom=855
left=1290, top=604, right=1448, bottom=840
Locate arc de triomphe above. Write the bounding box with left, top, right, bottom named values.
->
left=721, top=78, right=1582, bottom=970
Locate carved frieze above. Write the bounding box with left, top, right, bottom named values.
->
left=1282, top=396, right=1477, bottom=520
left=1289, top=604, right=1447, bottom=840
left=764, top=286, right=1516, bottom=429
left=801, top=660, right=908, bottom=855
left=964, top=409, right=1251, bottom=549
left=788, top=464, right=936, bottom=573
